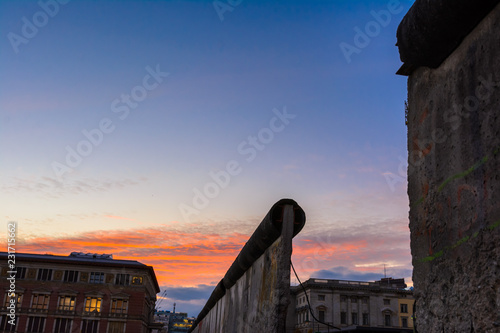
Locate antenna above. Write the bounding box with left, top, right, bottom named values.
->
left=173, top=302, right=176, bottom=313
left=384, top=264, right=387, bottom=278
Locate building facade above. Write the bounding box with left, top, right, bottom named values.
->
left=289, top=277, right=414, bottom=333
left=0, top=252, right=160, bottom=333
left=154, top=311, right=193, bottom=333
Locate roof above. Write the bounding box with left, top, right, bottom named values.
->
left=292, top=278, right=412, bottom=295
left=0, top=252, right=160, bottom=292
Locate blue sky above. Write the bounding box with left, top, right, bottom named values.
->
left=1, top=0, right=414, bottom=316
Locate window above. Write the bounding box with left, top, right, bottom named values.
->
left=351, top=297, right=358, bottom=303
left=4, top=292, right=22, bottom=308
left=90, top=272, right=105, bottom=284
left=383, top=299, right=391, bottom=305
left=58, top=296, right=76, bottom=311
left=37, top=268, right=52, bottom=281
left=115, top=274, right=130, bottom=286
left=318, top=294, right=325, bottom=301
left=31, top=294, right=50, bottom=310
left=352, top=312, right=358, bottom=325
left=84, top=297, right=102, bottom=313
left=385, top=314, right=391, bottom=326
left=15, top=267, right=27, bottom=279
left=81, top=319, right=99, bottom=333
left=340, top=295, right=347, bottom=302
left=27, top=316, right=45, bottom=332
left=0, top=314, right=17, bottom=332
left=362, top=313, right=369, bottom=325
left=110, top=299, right=128, bottom=314
left=361, top=297, right=368, bottom=304
left=402, top=317, right=408, bottom=328
left=340, top=312, right=347, bottom=324
left=400, top=303, right=408, bottom=313
left=54, top=318, right=72, bottom=333
left=131, top=276, right=143, bottom=285
left=319, top=310, right=325, bottom=322
left=108, top=321, right=125, bottom=333
left=63, top=270, right=79, bottom=283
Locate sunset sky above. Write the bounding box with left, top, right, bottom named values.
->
left=1, top=0, right=414, bottom=316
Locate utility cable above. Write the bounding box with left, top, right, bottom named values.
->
left=291, top=260, right=341, bottom=331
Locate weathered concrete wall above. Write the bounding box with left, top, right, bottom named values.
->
left=189, top=199, right=305, bottom=333
left=398, top=1, right=500, bottom=332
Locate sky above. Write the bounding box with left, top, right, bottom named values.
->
left=0, top=0, right=414, bottom=317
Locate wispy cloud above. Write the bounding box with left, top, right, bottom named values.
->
left=310, top=266, right=412, bottom=283
left=1, top=175, right=146, bottom=198
left=291, top=219, right=412, bottom=283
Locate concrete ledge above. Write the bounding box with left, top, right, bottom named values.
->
left=396, top=0, right=500, bottom=75
left=188, top=199, right=306, bottom=332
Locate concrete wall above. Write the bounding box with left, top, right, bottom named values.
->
left=398, top=1, right=500, bottom=332
left=189, top=199, right=305, bottom=333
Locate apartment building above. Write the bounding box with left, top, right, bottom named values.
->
left=0, top=252, right=160, bottom=333
left=290, top=277, right=414, bottom=333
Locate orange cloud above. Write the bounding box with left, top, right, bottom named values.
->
left=2, top=219, right=412, bottom=290
left=7, top=225, right=249, bottom=287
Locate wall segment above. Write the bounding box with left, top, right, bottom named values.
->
left=397, top=1, right=500, bottom=332
left=189, top=199, right=305, bottom=333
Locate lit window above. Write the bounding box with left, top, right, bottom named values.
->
left=90, top=272, right=105, bottom=284
left=58, top=296, right=76, bottom=311
left=84, top=297, right=102, bottom=313
left=4, top=292, right=22, bottom=308
left=131, top=276, right=143, bottom=285
left=110, top=299, right=128, bottom=314
left=31, top=294, right=50, bottom=310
